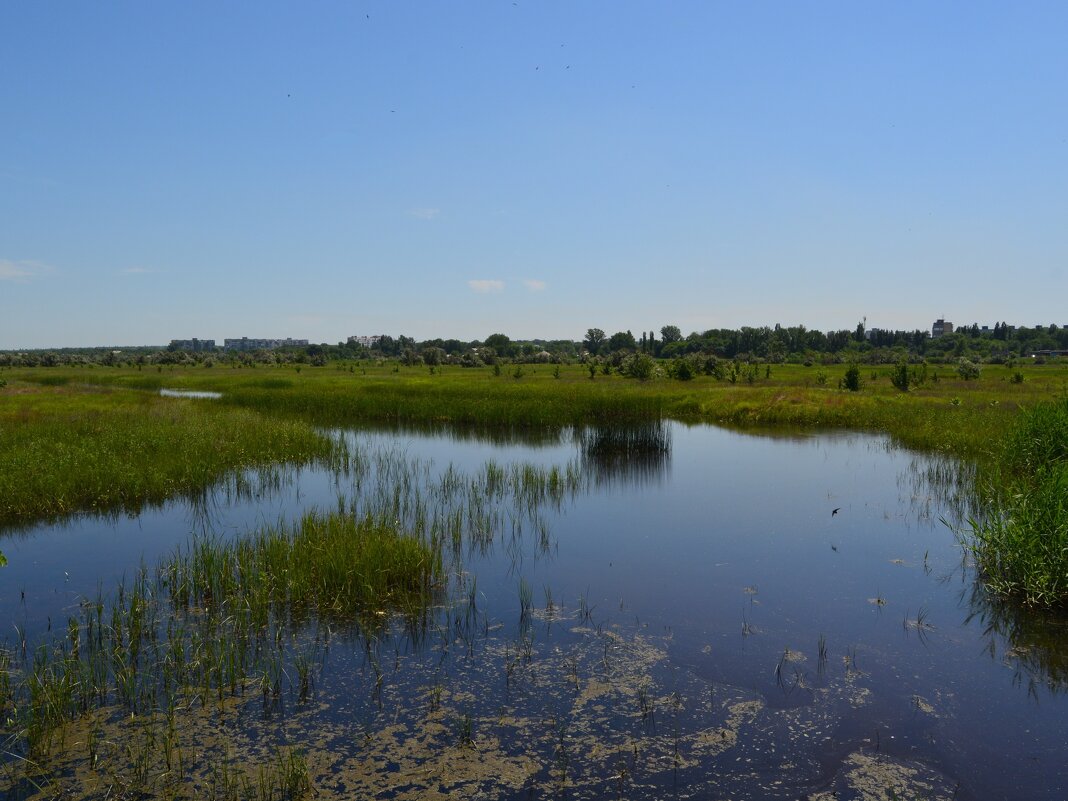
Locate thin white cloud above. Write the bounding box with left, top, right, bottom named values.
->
left=408, top=207, right=441, bottom=220
left=523, top=279, right=547, bottom=292
left=468, top=279, right=504, bottom=294
left=0, top=259, right=51, bottom=282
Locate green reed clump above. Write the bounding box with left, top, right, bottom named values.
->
left=221, top=376, right=664, bottom=429
left=966, top=396, right=1068, bottom=607
left=577, top=421, right=670, bottom=460
left=169, top=511, right=443, bottom=625
left=1003, top=394, right=1068, bottom=473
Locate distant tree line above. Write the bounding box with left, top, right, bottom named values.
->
left=2, top=321, right=1066, bottom=368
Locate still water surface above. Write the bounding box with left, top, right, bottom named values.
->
left=2, top=422, right=1066, bottom=799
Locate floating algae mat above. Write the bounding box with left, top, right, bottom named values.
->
left=1, top=422, right=1067, bottom=799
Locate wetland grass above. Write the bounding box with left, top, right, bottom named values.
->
left=0, top=506, right=441, bottom=792
left=12, top=360, right=1062, bottom=469
left=965, top=396, right=1068, bottom=607
left=0, top=380, right=345, bottom=525
left=168, top=511, right=444, bottom=628
left=0, top=444, right=593, bottom=795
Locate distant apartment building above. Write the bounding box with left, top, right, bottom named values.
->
left=223, top=338, right=309, bottom=351
left=169, top=338, right=216, bottom=351
left=347, top=335, right=385, bottom=348
left=931, top=318, right=954, bottom=337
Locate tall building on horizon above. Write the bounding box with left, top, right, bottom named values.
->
left=931, top=318, right=954, bottom=337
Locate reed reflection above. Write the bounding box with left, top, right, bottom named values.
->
left=575, top=421, right=671, bottom=488
left=963, top=581, right=1068, bottom=696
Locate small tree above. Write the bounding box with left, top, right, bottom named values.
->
left=484, top=333, right=512, bottom=357
left=890, top=360, right=910, bottom=392
left=607, top=331, right=638, bottom=352
left=583, top=328, right=606, bottom=354
left=660, top=325, right=682, bottom=344
left=422, top=347, right=445, bottom=366
left=843, top=363, right=862, bottom=392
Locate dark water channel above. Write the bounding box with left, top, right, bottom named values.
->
left=2, top=422, right=1067, bottom=799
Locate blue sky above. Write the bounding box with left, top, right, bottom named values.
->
left=2, top=2, right=1066, bottom=348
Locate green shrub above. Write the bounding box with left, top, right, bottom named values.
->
left=672, top=358, right=694, bottom=381
left=625, top=352, right=656, bottom=381
left=843, top=363, right=862, bottom=392
left=957, top=358, right=981, bottom=380
left=890, top=360, right=910, bottom=392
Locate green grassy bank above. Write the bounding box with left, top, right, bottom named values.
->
left=10, top=360, right=1065, bottom=455
left=0, top=380, right=345, bottom=524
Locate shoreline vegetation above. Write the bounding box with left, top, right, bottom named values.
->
left=2, top=359, right=1067, bottom=608
left=965, top=396, right=1068, bottom=607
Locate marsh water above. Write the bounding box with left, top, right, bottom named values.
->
left=3, top=421, right=1067, bottom=799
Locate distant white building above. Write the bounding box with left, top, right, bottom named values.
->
left=223, top=338, right=309, bottom=351
left=347, top=335, right=385, bottom=348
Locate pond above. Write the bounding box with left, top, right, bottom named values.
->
left=1, top=421, right=1066, bottom=799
